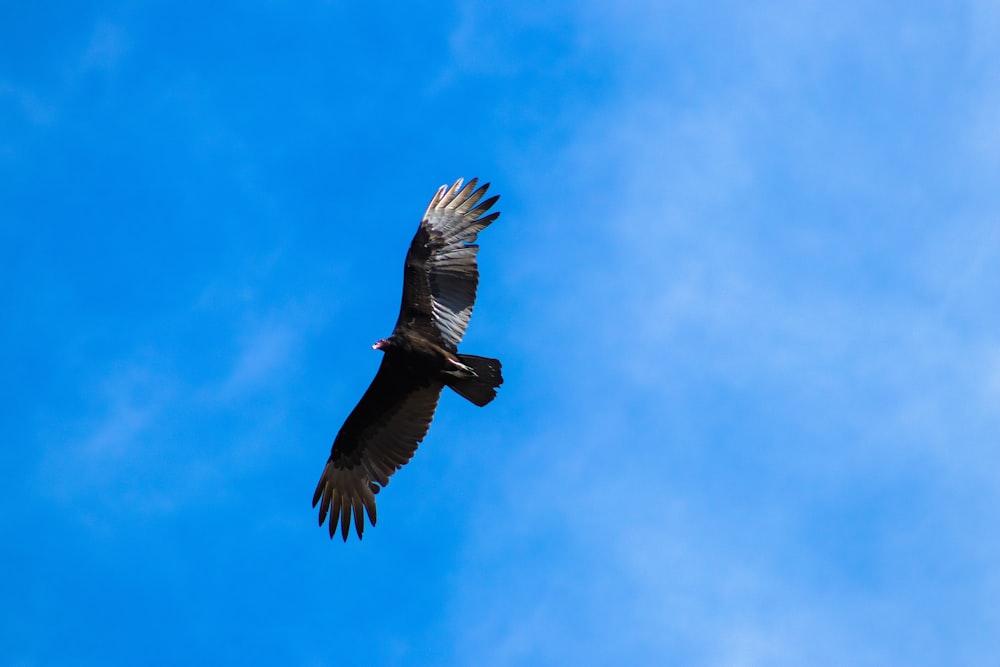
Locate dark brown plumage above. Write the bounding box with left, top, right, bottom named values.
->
left=312, top=178, right=503, bottom=541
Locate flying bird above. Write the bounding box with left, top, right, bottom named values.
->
left=313, top=178, right=504, bottom=540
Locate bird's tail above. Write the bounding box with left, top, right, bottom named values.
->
left=447, top=354, right=503, bottom=407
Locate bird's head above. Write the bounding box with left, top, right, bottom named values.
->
left=372, top=337, right=392, bottom=351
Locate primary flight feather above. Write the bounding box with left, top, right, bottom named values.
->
left=312, top=178, right=503, bottom=541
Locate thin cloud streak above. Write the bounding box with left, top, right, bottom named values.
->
left=35, top=297, right=316, bottom=521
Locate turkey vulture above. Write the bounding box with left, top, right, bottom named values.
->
left=312, top=178, right=503, bottom=541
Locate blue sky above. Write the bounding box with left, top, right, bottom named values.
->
left=3, top=2, right=1000, bottom=665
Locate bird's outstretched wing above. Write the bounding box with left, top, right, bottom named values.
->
left=395, top=178, right=500, bottom=349
left=312, top=353, right=444, bottom=540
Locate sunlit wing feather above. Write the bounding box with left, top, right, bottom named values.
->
left=395, top=178, right=500, bottom=348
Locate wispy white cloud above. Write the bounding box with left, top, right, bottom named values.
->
left=80, top=20, right=129, bottom=72
left=0, top=82, right=56, bottom=125
left=205, top=315, right=301, bottom=404
left=37, top=297, right=316, bottom=523
left=443, top=2, right=1000, bottom=664
left=37, top=356, right=182, bottom=522
left=2, top=17, right=131, bottom=130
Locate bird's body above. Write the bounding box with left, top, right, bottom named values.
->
left=313, top=178, right=503, bottom=540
